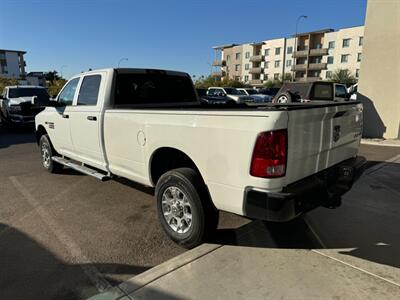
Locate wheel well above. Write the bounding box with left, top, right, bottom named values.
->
left=35, top=125, right=47, bottom=144
left=150, top=147, right=201, bottom=186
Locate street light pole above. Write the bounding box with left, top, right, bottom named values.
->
left=60, top=65, right=67, bottom=78
left=118, top=58, right=128, bottom=68
left=292, top=15, right=307, bottom=81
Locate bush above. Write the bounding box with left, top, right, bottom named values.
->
left=0, top=76, right=18, bottom=94
left=48, top=79, right=67, bottom=97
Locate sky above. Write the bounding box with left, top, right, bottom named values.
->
left=0, top=0, right=367, bottom=79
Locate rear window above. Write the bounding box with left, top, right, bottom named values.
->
left=311, top=83, right=333, bottom=100
left=8, top=88, right=50, bottom=105
left=114, top=72, right=197, bottom=106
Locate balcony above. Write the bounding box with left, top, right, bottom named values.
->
left=250, top=79, right=263, bottom=86
left=249, top=67, right=263, bottom=74
left=249, top=55, right=264, bottom=62
left=309, top=48, right=329, bottom=56
left=292, top=64, right=307, bottom=71
left=212, top=71, right=225, bottom=77
left=212, top=59, right=226, bottom=66
left=308, top=63, right=327, bottom=70
left=293, top=50, right=308, bottom=58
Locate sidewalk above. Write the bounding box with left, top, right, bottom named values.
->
left=361, top=138, right=400, bottom=147
left=93, top=155, right=400, bottom=300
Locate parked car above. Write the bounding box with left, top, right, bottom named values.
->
left=237, top=88, right=273, bottom=103
left=206, top=87, right=254, bottom=104
left=347, top=83, right=358, bottom=101
left=273, top=82, right=350, bottom=103
left=196, top=88, right=227, bottom=105
left=35, top=68, right=365, bottom=248
left=0, top=85, right=51, bottom=127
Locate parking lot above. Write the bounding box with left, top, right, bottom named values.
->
left=1, top=125, right=399, bottom=300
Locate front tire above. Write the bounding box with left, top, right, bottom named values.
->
left=155, top=167, right=219, bottom=249
left=39, top=134, right=63, bottom=173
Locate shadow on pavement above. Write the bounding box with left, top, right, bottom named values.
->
left=0, top=223, right=150, bottom=300
left=211, top=161, right=400, bottom=271
left=0, top=123, right=36, bottom=149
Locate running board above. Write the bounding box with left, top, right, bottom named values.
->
left=52, top=157, right=110, bottom=181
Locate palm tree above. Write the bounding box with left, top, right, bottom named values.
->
left=331, top=69, right=357, bottom=87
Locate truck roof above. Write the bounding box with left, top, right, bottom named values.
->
left=6, top=85, right=45, bottom=89
left=76, top=68, right=189, bottom=78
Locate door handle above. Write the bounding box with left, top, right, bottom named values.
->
left=87, top=116, right=97, bottom=121
left=62, top=114, right=69, bottom=119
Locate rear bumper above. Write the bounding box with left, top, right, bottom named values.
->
left=244, top=156, right=366, bottom=222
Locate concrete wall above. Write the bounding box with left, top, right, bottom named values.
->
left=358, top=0, right=400, bottom=139
left=241, top=44, right=252, bottom=83
left=223, top=45, right=243, bottom=80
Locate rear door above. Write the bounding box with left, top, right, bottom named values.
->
left=285, top=103, right=363, bottom=184
left=68, top=72, right=106, bottom=170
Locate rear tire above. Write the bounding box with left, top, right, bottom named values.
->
left=275, top=92, right=293, bottom=103
left=39, top=134, right=63, bottom=173
left=155, top=167, right=219, bottom=249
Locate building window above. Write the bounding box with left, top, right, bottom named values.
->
left=274, top=60, right=280, bottom=68
left=274, top=73, right=280, bottom=80
left=328, top=41, right=335, bottom=49
left=287, top=46, right=293, bottom=54
left=265, top=61, right=269, bottom=69
left=245, top=52, right=250, bottom=59
left=235, top=64, right=240, bottom=71
left=245, top=63, right=249, bottom=70
left=342, top=38, right=351, bottom=48
left=341, top=54, right=349, bottom=63
left=327, top=56, right=334, bottom=64
left=235, top=53, right=241, bottom=60
left=264, top=74, right=268, bottom=80
left=355, top=69, right=360, bottom=78
left=264, top=49, right=270, bottom=56
left=359, top=36, right=363, bottom=46
left=286, top=60, right=292, bottom=67
left=226, top=55, right=230, bottom=62
left=235, top=76, right=240, bottom=81
left=357, top=53, right=362, bottom=62
left=275, top=47, right=281, bottom=55
left=244, top=75, right=249, bottom=82
left=326, top=71, right=332, bottom=79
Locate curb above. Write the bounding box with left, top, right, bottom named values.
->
left=118, top=243, right=222, bottom=296
left=361, top=140, right=400, bottom=147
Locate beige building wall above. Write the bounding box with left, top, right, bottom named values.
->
left=222, top=45, right=243, bottom=80
left=358, top=0, right=400, bottom=139
left=241, top=44, right=252, bottom=83
left=262, top=38, right=286, bottom=81
left=322, top=26, right=364, bottom=80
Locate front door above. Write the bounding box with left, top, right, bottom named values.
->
left=68, top=73, right=106, bottom=170
left=47, top=77, right=80, bottom=156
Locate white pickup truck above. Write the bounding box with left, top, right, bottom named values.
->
left=35, top=68, right=365, bottom=248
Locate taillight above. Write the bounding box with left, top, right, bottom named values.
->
left=250, top=129, right=287, bottom=178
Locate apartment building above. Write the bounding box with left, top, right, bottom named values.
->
left=212, top=25, right=364, bottom=86
left=0, top=49, right=27, bottom=78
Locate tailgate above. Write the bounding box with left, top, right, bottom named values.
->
left=285, top=102, right=363, bottom=184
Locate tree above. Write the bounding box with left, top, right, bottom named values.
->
left=331, top=69, right=357, bottom=86
left=0, top=76, right=18, bottom=94
left=47, top=79, right=67, bottom=97
left=263, top=79, right=282, bottom=88
left=282, top=73, right=292, bottom=82
left=44, top=71, right=62, bottom=83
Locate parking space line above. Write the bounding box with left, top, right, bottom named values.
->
left=9, top=176, right=113, bottom=293
left=311, top=249, right=400, bottom=288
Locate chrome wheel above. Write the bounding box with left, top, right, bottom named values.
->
left=41, top=142, right=51, bottom=168
left=161, top=186, right=192, bottom=234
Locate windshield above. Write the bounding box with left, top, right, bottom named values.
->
left=8, top=88, right=50, bottom=104
left=223, top=88, right=241, bottom=95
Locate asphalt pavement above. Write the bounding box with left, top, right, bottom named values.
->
left=0, top=125, right=399, bottom=300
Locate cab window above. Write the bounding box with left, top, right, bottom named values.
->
left=58, top=78, right=80, bottom=106
left=335, top=85, right=347, bottom=98
left=77, top=75, right=101, bottom=106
